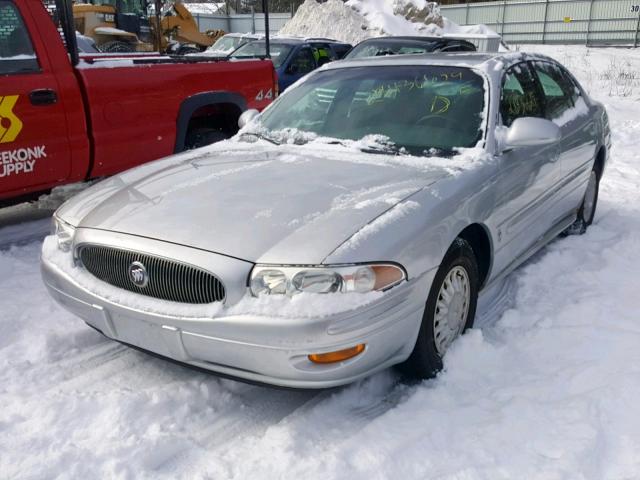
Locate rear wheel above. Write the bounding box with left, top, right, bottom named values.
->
left=565, top=168, right=600, bottom=235
left=401, top=238, right=479, bottom=379
left=100, top=41, right=135, bottom=53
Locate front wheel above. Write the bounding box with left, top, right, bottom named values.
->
left=400, top=238, right=479, bottom=379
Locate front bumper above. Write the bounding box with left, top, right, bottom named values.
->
left=41, top=242, right=433, bottom=389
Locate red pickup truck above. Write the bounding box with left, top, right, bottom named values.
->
left=0, top=0, right=276, bottom=204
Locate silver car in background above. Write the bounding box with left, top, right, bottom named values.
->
left=42, top=52, right=610, bottom=388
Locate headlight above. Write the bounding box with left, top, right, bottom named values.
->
left=250, top=264, right=405, bottom=296
left=51, top=215, right=76, bottom=252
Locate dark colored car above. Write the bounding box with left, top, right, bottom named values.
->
left=344, top=36, right=476, bottom=60
left=306, top=38, right=353, bottom=60
left=231, top=38, right=350, bottom=92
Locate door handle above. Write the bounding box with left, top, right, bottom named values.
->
left=29, top=89, right=57, bottom=106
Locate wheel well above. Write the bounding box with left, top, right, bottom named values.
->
left=186, top=102, right=243, bottom=137
left=174, top=92, right=248, bottom=153
left=457, top=224, right=492, bottom=288
left=594, top=146, right=606, bottom=180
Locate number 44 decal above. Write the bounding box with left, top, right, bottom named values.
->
left=255, top=89, right=273, bottom=101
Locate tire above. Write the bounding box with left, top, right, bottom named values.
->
left=400, top=238, right=480, bottom=379
left=176, top=45, right=201, bottom=56
left=99, top=41, right=135, bottom=53
left=564, top=167, right=600, bottom=235
left=185, top=128, right=229, bottom=149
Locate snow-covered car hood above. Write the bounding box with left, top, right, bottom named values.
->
left=58, top=144, right=451, bottom=264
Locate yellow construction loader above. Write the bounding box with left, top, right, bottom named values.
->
left=73, top=0, right=225, bottom=53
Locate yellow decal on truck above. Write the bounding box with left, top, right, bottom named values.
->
left=0, top=95, right=23, bottom=144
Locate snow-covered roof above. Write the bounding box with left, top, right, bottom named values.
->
left=182, top=2, right=232, bottom=15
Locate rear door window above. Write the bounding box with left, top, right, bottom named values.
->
left=0, top=0, right=39, bottom=74
left=531, top=61, right=576, bottom=120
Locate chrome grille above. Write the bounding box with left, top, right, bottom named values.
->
left=77, top=245, right=225, bottom=304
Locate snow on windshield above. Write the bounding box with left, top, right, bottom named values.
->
left=254, top=64, right=488, bottom=155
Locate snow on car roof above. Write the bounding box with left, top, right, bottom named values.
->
left=322, top=51, right=553, bottom=72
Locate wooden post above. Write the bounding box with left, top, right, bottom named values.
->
left=586, top=0, right=594, bottom=46
left=263, top=0, right=270, bottom=57
left=541, top=0, right=549, bottom=44
left=635, top=11, right=640, bottom=47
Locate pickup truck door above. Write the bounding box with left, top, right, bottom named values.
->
left=0, top=0, right=73, bottom=198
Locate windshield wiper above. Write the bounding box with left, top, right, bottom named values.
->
left=239, top=131, right=281, bottom=145
left=359, top=145, right=402, bottom=156
left=325, top=139, right=402, bottom=155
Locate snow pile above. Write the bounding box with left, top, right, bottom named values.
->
left=279, top=0, right=498, bottom=45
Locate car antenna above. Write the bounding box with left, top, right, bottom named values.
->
left=262, top=0, right=270, bottom=58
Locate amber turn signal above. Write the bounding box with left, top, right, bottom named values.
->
left=308, top=344, right=365, bottom=364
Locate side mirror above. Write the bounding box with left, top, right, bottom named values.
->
left=286, top=63, right=299, bottom=75
left=238, top=109, right=259, bottom=129
left=504, top=117, right=561, bottom=151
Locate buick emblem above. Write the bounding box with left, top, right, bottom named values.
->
left=128, top=261, right=149, bottom=288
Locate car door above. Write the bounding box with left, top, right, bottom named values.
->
left=0, top=0, right=73, bottom=197
left=279, top=46, right=316, bottom=92
left=491, top=62, right=564, bottom=275
left=530, top=60, right=597, bottom=217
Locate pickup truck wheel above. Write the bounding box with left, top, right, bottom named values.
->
left=400, top=238, right=479, bottom=379
left=100, top=41, right=135, bottom=53
left=185, top=128, right=228, bottom=149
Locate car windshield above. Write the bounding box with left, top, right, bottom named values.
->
left=209, top=36, right=244, bottom=53
left=230, top=42, right=293, bottom=68
left=346, top=40, right=439, bottom=59
left=257, top=65, right=486, bottom=154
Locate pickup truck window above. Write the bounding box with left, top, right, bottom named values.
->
left=0, top=0, right=39, bottom=74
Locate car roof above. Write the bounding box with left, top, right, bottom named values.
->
left=321, top=51, right=546, bottom=73
left=223, top=32, right=262, bottom=38
left=254, top=37, right=306, bottom=45
left=356, top=36, right=467, bottom=43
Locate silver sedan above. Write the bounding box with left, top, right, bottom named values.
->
left=41, top=52, right=610, bottom=388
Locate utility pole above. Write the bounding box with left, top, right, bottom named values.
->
left=263, top=0, right=270, bottom=57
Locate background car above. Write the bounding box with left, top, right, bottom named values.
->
left=344, top=35, right=476, bottom=59
left=76, top=33, right=100, bottom=53
left=305, top=37, right=353, bottom=61
left=205, top=32, right=264, bottom=57
left=231, top=37, right=341, bottom=91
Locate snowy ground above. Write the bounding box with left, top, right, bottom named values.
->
left=1, top=45, right=640, bottom=479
